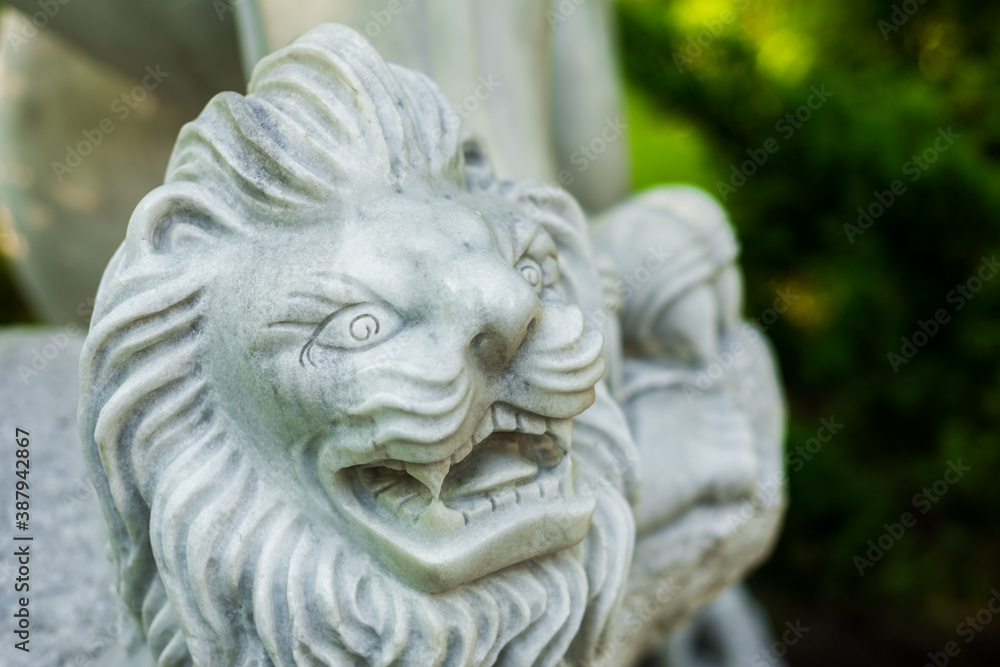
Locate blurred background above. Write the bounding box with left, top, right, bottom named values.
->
left=1, top=0, right=998, bottom=665
left=616, top=0, right=1000, bottom=664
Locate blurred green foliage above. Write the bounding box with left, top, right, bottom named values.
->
left=617, top=0, right=1000, bottom=663
left=0, top=0, right=32, bottom=324
left=0, top=0, right=29, bottom=324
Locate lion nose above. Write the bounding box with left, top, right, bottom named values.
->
left=466, top=268, right=542, bottom=373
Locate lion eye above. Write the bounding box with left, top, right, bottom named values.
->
left=516, top=258, right=543, bottom=294
left=312, top=303, right=401, bottom=352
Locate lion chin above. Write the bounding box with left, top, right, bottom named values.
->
left=79, top=22, right=639, bottom=667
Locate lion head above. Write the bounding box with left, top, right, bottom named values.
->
left=79, top=24, right=638, bottom=666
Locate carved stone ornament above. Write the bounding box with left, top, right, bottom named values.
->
left=78, top=24, right=785, bottom=667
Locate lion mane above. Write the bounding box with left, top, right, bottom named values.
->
left=79, top=24, right=638, bottom=667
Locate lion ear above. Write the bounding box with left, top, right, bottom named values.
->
left=126, top=182, right=243, bottom=257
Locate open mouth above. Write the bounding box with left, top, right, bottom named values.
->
left=325, top=403, right=596, bottom=593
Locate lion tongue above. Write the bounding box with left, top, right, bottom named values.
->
left=404, top=460, right=452, bottom=499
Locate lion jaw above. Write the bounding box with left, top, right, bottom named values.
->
left=321, top=401, right=596, bottom=593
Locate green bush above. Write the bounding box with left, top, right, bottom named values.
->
left=617, top=0, right=1000, bottom=663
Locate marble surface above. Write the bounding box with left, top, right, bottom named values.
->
left=74, top=25, right=784, bottom=665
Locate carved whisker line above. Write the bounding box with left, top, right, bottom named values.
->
left=143, top=585, right=177, bottom=655
left=133, top=380, right=211, bottom=494
left=530, top=556, right=587, bottom=667
left=85, top=281, right=205, bottom=379
left=355, top=369, right=472, bottom=419
left=151, top=433, right=234, bottom=631
left=186, top=458, right=256, bottom=648
left=350, top=360, right=468, bottom=388
left=573, top=491, right=636, bottom=663
left=464, top=589, right=502, bottom=666
left=252, top=508, right=307, bottom=667
left=94, top=349, right=201, bottom=447
left=99, top=304, right=204, bottom=378
left=520, top=334, right=601, bottom=362
left=286, top=531, right=337, bottom=665
left=370, top=395, right=476, bottom=451
left=141, top=184, right=249, bottom=251
left=145, top=599, right=180, bottom=662
left=220, top=484, right=290, bottom=664
left=158, top=632, right=191, bottom=667
left=93, top=352, right=202, bottom=561
left=161, top=460, right=269, bottom=665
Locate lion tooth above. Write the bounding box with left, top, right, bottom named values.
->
left=460, top=494, right=492, bottom=520
left=399, top=495, right=426, bottom=519
left=516, top=483, right=541, bottom=504
left=404, top=460, right=452, bottom=499
left=491, top=487, right=517, bottom=510
left=473, top=411, right=495, bottom=445
left=535, top=445, right=563, bottom=469
left=392, top=491, right=419, bottom=511
left=492, top=403, right=518, bottom=432
left=516, top=411, right=547, bottom=435
left=540, top=477, right=560, bottom=498
left=547, top=418, right=574, bottom=454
